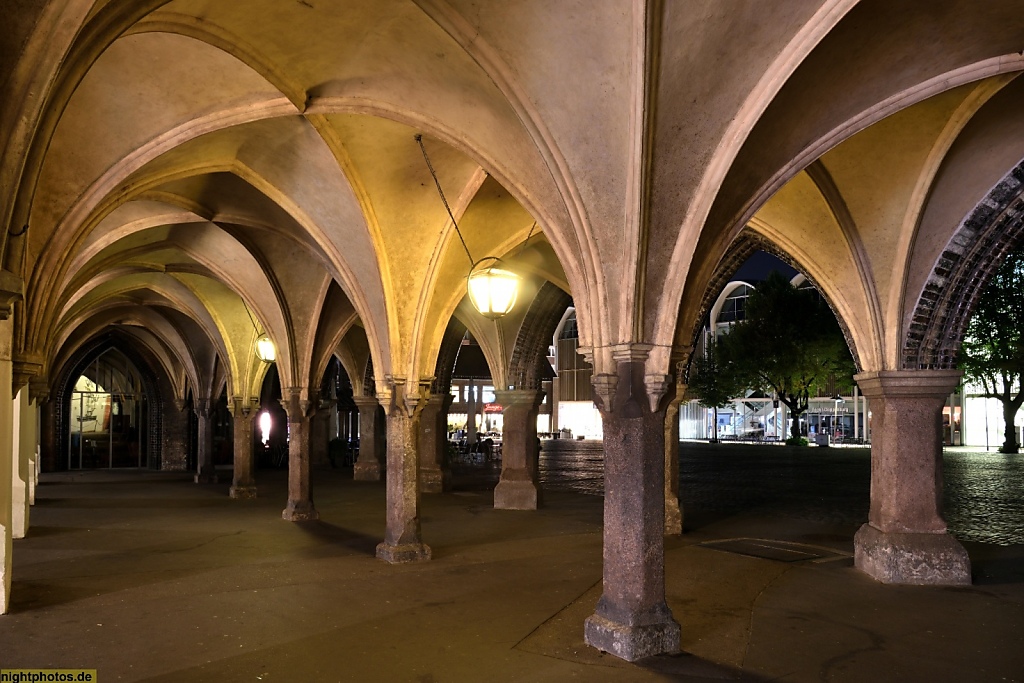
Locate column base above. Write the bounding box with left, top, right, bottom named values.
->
left=584, top=612, right=681, bottom=662
left=419, top=468, right=449, bottom=494
left=376, top=541, right=431, bottom=564
left=493, top=479, right=539, bottom=510
left=229, top=485, right=257, bottom=500
left=664, top=497, right=683, bottom=536
left=353, top=461, right=384, bottom=481
left=194, top=471, right=218, bottom=484
left=281, top=501, right=319, bottom=522
left=854, top=523, right=971, bottom=586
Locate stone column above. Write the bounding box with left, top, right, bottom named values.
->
left=38, top=396, right=57, bottom=472
left=584, top=349, right=680, bottom=661
left=281, top=388, right=318, bottom=521
left=193, top=397, right=217, bottom=483
left=493, top=389, right=543, bottom=510
left=229, top=398, right=258, bottom=499
left=376, top=379, right=431, bottom=563
left=664, top=381, right=684, bottom=535
left=853, top=370, right=970, bottom=585
left=1, top=316, right=15, bottom=613
left=550, top=376, right=560, bottom=434
left=465, top=379, right=477, bottom=445
left=12, top=388, right=31, bottom=538
left=28, top=383, right=45, bottom=503
left=310, top=401, right=333, bottom=466
left=418, top=393, right=452, bottom=493
left=353, top=396, right=385, bottom=481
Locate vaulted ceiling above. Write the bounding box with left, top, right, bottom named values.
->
left=3, top=0, right=1024, bottom=401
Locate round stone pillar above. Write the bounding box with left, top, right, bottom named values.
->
left=853, top=370, right=970, bottom=585
left=493, top=389, right=544, bottom=510
left=353, top=396, right=385, bottom=481
left=584, top=350, right=680, bottom=661
left=281, top=389, right=318, bottom=521
left=418, top=393, right=452, bottom=493
left=229, top=399, right=258, bottom=499
left=193, top=397, right=217, bottom=484
left=0, top=316, right=14, bottom=614
left=376, top=380, right=430, bottom=563
left=663, top=381, right=684, bottom=535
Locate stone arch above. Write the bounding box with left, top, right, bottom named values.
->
left=683, top=229, right=863, bottom=380
left=506, top=281, right=572, bottom=390
left=431, top=317, right=468, bottom=396
left=51, top=329, right=168, bottom=471
left=903, top=159, right=1024, bottom=370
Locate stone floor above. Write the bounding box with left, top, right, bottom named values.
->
left=2, top=446, right=1023, bottom=681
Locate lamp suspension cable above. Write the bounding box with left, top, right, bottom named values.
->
left=415, top=134, right=474, bottom=267
left=243, top=300, right=261, bottom=336
left=517, top=220, right=537, bottom=258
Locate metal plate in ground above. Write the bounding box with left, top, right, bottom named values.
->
left=699, top=538, right=848, bottom=563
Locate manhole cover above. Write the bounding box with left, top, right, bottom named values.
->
left=699, top=538, right=848, bottom=563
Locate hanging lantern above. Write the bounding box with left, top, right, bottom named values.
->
left=468, top=257, right=520, bottom=319
left=255, top=334, right=276, bottom=363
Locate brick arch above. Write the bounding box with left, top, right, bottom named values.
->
left=506, top=281, right=572, bottom=389
left=432, top=317, right=468, bottom=395
left=683, top=228, right=862, bottom=380
left=51, top=329, right=168, bottom=471
left=903, top=160, right=1024, bottom=370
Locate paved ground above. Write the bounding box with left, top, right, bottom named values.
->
left=2, top=444, right=1022, bottom=682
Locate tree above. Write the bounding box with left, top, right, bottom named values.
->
left=958, top=244, right=1024, bottom=454
left=689, top=336, right=744, bottom=442
left=717, top=272, right=855, bottom=441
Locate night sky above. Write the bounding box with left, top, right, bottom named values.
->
left=730, top=250, right=799, bottom=283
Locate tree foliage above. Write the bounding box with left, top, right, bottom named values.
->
left=689, top=336, right=744, bottom=441
left=958, top=244, right=1024, bottom=453
left=716, top=272, right=855, bottom=440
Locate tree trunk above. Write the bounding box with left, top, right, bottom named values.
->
left=790, top=411, right=803, bottom=441
left=711, top=406, right=718, bottom=442
left=1001, top=400, right=1020, bottom=453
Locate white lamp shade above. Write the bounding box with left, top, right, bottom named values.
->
left=255, top=334, right=276, bottom=362
left=468, top=265, right=519, bottom=318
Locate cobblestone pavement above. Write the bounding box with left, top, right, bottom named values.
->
left=463, top=440, right=1024, bottom=546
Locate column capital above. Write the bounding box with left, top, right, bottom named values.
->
left=11, top=352, right=42, bottom=393
left=592, top=358, right=675, bottom=418
left=193, top=396, right=212, bottom=418
left=854, top=370, right=962, bottom=400
left=493, top=388, right=544, bottom=408
left=0, top=269, right=24, bottom=320
left=421, top=391, right=453, bottom=413
left=29, top=377, right=50, bottom=404
left=229, top=396, right=259, bottom=418
left=384, top=376, right=428, bottom=418
left=352, top=394, right=382, bottom=410
left=280, top=387, right=314, bottom=421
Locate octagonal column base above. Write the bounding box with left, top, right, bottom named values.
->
left=194, top=470, right=218, bottom=484
left=353, top=461, right=383, bottom=481
left=282, top=501, right=319, bottom=522
left=229, top=485, right=257, bottom=500
left=584, top=612, right=681, bottom=662
left=419, top=468, right=448, bottom=494
left=376, top=541, right=431, bottom=564
left=493, top=479, right=539, bottom=510
left=854, top=523, right=971, bottom=586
